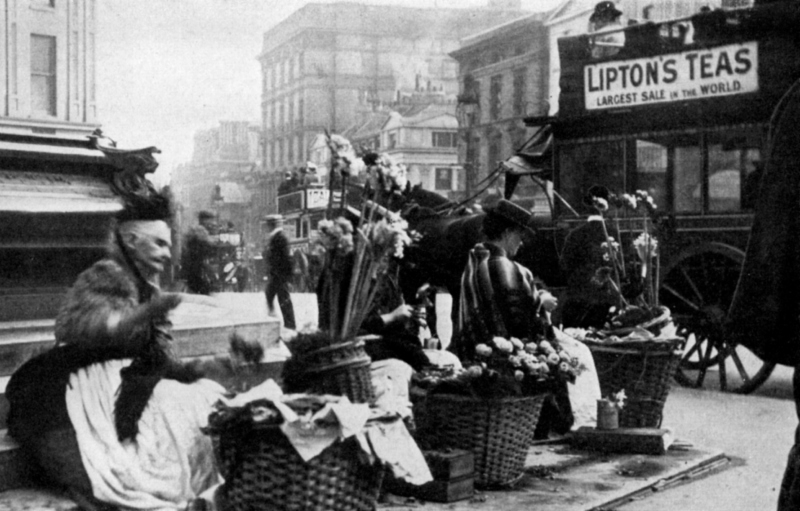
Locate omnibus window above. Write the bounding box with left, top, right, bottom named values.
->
left=559, top=140, right=624, bottom=214
left=674, top=144, right=702, bottom=213
left=634, top=140, right=668, bottom=211
left=708, top=143, right=741, bottom=212
left=708, top=130, right=763, bottom=212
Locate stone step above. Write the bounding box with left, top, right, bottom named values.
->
left=0, top=488, right=76, bottom=511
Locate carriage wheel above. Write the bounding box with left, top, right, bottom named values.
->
left=659, top=242, right=775, bottom=394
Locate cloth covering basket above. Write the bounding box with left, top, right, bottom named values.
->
left=413, top=393, right=546, bottom=489
left=293, top=339, right=376, bottom=404
left=585, top=337, right=684, bottom=428
left=211, top=422, right=383, bottom=511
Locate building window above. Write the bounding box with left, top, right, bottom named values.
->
left=490, top=75, right=502, bottom=121
left=31, top=0, right=55, bottom=7
left=643, top=4, right=654, bottom=20
left=435, top=167, right=453, bottom=190
left=279, top=103, right=284, bottom=127
left=487, top=134, right=502, bottom=173
left=513, top=68, right=527, bottom=116
left=298, top=98, right=304, bottom=126
left=31, top=34, right=57, bottom=116
left=432, top=132, right=457, bottom=148
left=288, top=135, right=294, bottom=163
left=388, top=132, right=397, bottom=149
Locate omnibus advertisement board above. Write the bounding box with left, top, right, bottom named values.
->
left=584, top=41, right=759, bottom=110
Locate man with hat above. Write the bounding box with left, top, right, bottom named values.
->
left=589, top=1, right=625, bottom=58
left=182, top=210, right=219, bottom=294
left=263, top=214, right=296, bottom=330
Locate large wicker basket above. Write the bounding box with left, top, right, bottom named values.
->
left=291, top=339, right=376, bottom=404
left=414, top=393, right=546, bottom=489
left=585, top=337, right=684, bottom=428
left=211, top=422, right=383, bottom=511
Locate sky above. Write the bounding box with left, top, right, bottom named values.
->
left=97, top=0, right=563, bottom=185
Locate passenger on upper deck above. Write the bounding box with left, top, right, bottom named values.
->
left=589, top=1, right=625, bottom=59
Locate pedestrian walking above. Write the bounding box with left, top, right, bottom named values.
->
left=263, top=214, right=296, bottom=330
left=182, top=210, right=218, bottom=294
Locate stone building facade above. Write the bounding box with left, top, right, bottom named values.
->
left=450, top=13, right=549, bottom=209
left=257, top=2, right=527, bottom=180
left=0, top=0, right=98, bottom=136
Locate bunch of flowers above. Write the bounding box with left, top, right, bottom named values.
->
left=599, top=389, right=627, bottom=411
left=316, top=204, right=413, bottom=342
left=588, top=188, right=663, bottom=327
left=427, top=336, right=583, bottom=399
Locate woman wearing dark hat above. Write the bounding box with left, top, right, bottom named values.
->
left=451, top=199, right=552, bottom=361
left=453, top=199, right=601, bottom=435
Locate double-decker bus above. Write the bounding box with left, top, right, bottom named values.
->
left=523, top=0, right=800, bottom=392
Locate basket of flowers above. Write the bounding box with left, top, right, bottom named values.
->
left=412, top=335, right=583, bottom=489
left=283, top=206, right=412, bottom=404
left=206, top=385, right=410, bottom=511
left=571, top=188, right=685, bottom=428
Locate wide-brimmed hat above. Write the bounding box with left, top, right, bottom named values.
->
left=486, top=199, right=537, bottom=234
left=590, top=1, right=623, bottom=22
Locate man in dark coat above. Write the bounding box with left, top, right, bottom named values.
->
left=182, top=210, right=218, bottom=294
left=726, top=78, right=800, bottom=511
left=263, top=214, right=296, bottom=329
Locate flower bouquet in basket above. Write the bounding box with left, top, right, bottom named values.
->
left=568, top=188, right=684, bottom=427
left=282, top=203, right=412, bottom=403
left=413, top=335, right=583, bottom=489
left=585, top=187, right=673, bottom=338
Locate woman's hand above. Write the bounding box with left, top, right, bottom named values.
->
left=382, top=304, right=413, bottom=326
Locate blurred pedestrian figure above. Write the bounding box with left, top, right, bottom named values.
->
left=182, top=210, right=218, bottom=294
left=263, top=214, right=296, bottom=330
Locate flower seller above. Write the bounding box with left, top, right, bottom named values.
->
left=452, top=198, right=601, bottom=435
left=6, top=173, right=225, bottom=510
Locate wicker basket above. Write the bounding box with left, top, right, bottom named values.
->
left=293, top=339, right=376, bottom=404
left=586, top=337, right=684, bottom=428
left=414, top=393, right=546, bottom=489
left=212, top=423, right=383, bottom=511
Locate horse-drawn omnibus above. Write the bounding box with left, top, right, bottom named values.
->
left=518, top=0, right=800, bottom=393
left=275, top=183, right=341, bottom=292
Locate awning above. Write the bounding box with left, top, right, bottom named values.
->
left=502, top=124, right=553, bottom=199
left=0, top=171, right=122, bottom=213
left=513, top=124, right=553, bottom=172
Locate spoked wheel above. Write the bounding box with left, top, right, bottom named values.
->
left=659, top=242, right=776, bottom=394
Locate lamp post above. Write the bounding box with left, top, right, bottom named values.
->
left=456, top=91, right=479, bottom=200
